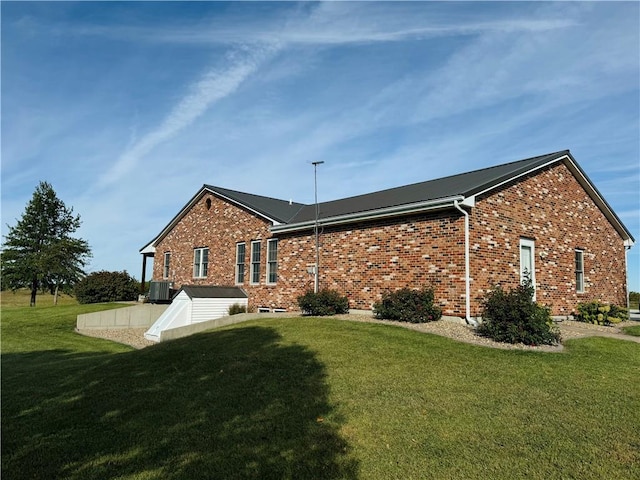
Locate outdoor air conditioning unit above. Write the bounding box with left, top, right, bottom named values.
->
left=149, top=281, right=173, bottom=303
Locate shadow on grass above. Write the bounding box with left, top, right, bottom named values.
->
left=2, top=326, right=359, bottom=479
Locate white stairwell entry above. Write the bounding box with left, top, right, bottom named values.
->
left=144, top=285, right=248, bottom=342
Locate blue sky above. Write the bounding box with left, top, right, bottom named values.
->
left=2, top=1, right=639, bottom=293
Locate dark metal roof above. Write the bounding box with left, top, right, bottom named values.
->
left=205, top=185, right=306, bottom=223
left=178, top=285, right=248, bottom=299
left=288, top=150, right=569, bottom=223
left=141, top=149, right=634, bottom=250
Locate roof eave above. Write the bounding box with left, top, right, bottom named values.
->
left=140, top=185, right=281, bottom=253
left=467, top=152, right=634, bottom=245
left=271, top=195, right=466, bottom=234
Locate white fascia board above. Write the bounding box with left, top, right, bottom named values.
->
left=271, top=195, right=466, bottom=234
left=142, top=186, right=280, bottom=252
left=472, top=155, right=569, bottom=200
left=140, top=244, right=156, bottom=255
left=471, top=154, right=633, bottom=244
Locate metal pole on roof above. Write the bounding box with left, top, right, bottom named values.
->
left=312, top=161, right=324, bottom=293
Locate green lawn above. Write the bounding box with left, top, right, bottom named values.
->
left=2, top=298, right=639, bottom=479
left=622, top=325, right=640, bottom=337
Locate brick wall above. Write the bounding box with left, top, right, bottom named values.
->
left=469, top=162, right=628, bottom=316
left=152, top=163, right=628, bottom=317
left=277, top=212, right=467, bottom=314
left=152, top=193, right=277, bottom=305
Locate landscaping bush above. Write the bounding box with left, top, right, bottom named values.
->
left=574, top=301, right=628, bottom=325
left=373, top=286, right=442, bottom=323
left=297, top=289, right=349, bottom=316
left=75, top=270, right=139, bottom=304
left=228, top=303, right=247, bottom=315
left=477, top=282, right=560, bottom=345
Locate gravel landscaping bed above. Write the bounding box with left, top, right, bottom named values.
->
left=77, top=315, right=639, bottom=352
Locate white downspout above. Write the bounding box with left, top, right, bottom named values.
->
left=454, top=200, right=475, bottom=325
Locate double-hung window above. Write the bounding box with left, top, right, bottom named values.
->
left=236, top=243, right=246, bottom=284
left=267, top=239, right=278, bottom=284
left=193, top=247, right=209, bottom=278
left=250, top=241, right=261, bottom=284
left=575, top=249, right=585, bottom=293
left=163, top=252, right=171, bottom=279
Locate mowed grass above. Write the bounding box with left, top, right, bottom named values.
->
left=2, top=292, right=639, bottom=479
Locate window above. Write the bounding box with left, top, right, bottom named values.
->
left=575, top=249, right=585, bottom=293
left=163, top=252, right=171, bottom=279
left=193, top=247, right=209, bottom=278
left=250, top=241, right=261, bottom=284
left=267, top=239, right=278, bottom=284
left=519, top=238, right=536, bottom=300
left=236, top=243, right=246, bottom=284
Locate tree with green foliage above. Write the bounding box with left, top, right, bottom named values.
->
left=1, top=181, right=91, bottom=306
left=74, top=270, right=138, bottom=304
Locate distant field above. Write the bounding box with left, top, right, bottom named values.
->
left=2, top=299, right=639, bottom=480
left=0, top=288, right=79, bottom=308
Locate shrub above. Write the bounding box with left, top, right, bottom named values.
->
left=574, top=301, right=628, bottom=325
left=297, top=289, right=349, bottom=316
left=373, top=287, right=442, bottom=323
left=75, top=270, right=139, bottom=304
left=228, top=303, right=247, bottom=315
left=477, top=282, right=560, bottom=346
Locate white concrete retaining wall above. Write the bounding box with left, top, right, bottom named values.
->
left=77, top=304, right=169, bottom=330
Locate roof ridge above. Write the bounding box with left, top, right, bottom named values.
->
left=205, top=184, right=307, bottom=207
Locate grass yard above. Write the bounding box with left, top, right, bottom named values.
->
left=622, top=324, right=640, bottom=337
left=2, top=296, right=639, bottom=479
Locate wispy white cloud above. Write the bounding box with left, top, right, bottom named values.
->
left=95, top=43, right=281, bottom=189
left=2, top=1, right=638, bottom=288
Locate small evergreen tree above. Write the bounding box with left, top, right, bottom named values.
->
left=1, top=182, right=91, bottom=306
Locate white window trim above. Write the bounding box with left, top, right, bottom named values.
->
left=163, top=252, right=171, bottom=279
left=250, top=240, right=261, bottom=285
left=519, top=238, right=536, bottom=300
left=575, top=249, right=585, bottom=293
left=267, top=239, right=278, bottom=285
left=193, top=247, right=209, bottom=279
left=235, top=242, right=246, bottom=285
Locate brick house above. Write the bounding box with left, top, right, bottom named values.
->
left=140, top=150, right=634, bottom=321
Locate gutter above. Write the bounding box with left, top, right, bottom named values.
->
left=271, top=195, right=466, bottom=234
left=453, top=199, right=475, bottom=326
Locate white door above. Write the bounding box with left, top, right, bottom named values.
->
left=519, top=238, right=536, bottom=300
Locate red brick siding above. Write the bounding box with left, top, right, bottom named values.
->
left=151, top=163, right=628, bottom=317
left=277, top=213, right=466, bottom=314
left=469, top=162, right=627, bottom=316
left=152, top=193, right=280, bottom=308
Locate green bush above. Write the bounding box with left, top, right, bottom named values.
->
left=373, top=287, right=442, bottom=323
left=297, top=289, right=349, bottom=316
left=477, top=282, right=560, bottom=346
left=228, top=303, right=247, bottom=315
left=574, top=301, right=628, bottom=325
left=75, top=270, right=139, bottom=304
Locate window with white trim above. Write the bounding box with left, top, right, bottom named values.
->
left=193, top=247, right=209, bottom=278
left=163, top=252, right=171, bottom=279
left=236, top=242, right=246, bottom=284
left=267, top=239, right=278, bottom=284
left=575, top=249, right=585, bottom=293
left=519, top=238, right=536, bottom=300
left=250, top=241, right=261, bottom=284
